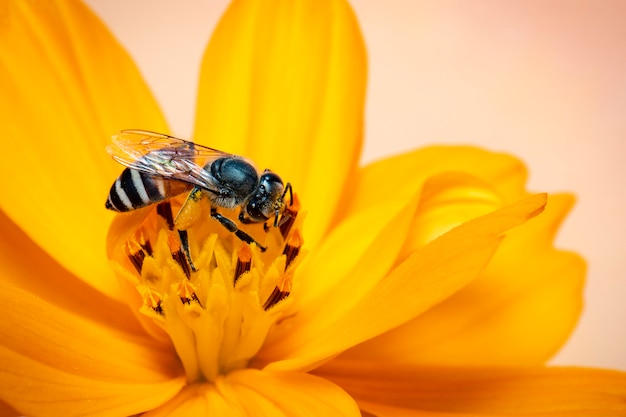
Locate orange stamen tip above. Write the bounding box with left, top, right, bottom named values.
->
left=167, top=231, right=182, bottom=252
left=126, top=239, right=142, bottom=256
left=234, top=244, right=253, bottom=285
left=289, top=193, right=301, bottom=212
left=282, top=228, right=303, bottom=270
left=287, top=228, right=304, bottom=248
left=263, top=273, right=292, bottom=311
left=126, top=239, right=149, bottom=273
left=278, top=273, right=293, bottom=293
left=143, top=289, right=164, bottom=315
left=279, top=194, right=301, bottom=238
left=133, top=226, right=148, bottom=243
left=177, top=280, right=199, bottom=305
left=237, top=244, right=253, bottom=263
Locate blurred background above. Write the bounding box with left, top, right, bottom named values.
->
left=84, top=0, right=626, bottom=370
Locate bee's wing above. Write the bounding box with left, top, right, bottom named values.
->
left=107, top=129, right=231, bottom=190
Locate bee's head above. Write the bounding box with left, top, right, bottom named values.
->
left=245, top=170, right=286, bottom=223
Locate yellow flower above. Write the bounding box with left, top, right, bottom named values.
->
left=0, top=1, right=624, bottom=416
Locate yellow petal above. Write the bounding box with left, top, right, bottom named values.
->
left=0, top=1, right=168, bottom=299
left=0, top=209, right=148, bottom=332
left=143, top=384, right=241, bottom=416
left=255, top=192, right=419, bottom=367
left=397, top=171, right=506, bottom=262
left=264, top=194, right=547, bottom=372
left=0, top=281, right=184, bottom=417
left=339, top=194, right=584, bottom=367
left=225, top=370, right=361, bottom=416
left=344, top=146, right=529, bottom=221
left=317, top=361, right=626, bottom=416
left=0, top=399, right=18, bottom=417
left=294, top=192, right=420, bottom=316
left=146, top=370, right=360, bottom=417
left=194, top=0, right=367, bottom=246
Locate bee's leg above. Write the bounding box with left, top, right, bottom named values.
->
left=174, top=187, right=204, bottom=272
left=239, top=209, right=272, bottom=233
left=238, top=209, right=254, bottom=224
left=211, top=208, right=267, bottom=252
left=177, top=229, right=197, bottom=273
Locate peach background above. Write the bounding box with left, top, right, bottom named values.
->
left=84, top=0, right=626, bottom=370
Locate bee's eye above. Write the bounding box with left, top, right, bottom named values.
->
left=259, top=172, right=282, bottom=189
left=245, top=172, right=284, bottom=222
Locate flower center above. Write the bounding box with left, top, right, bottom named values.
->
left=108, top=196, right=302, bottom=383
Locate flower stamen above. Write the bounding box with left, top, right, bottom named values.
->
left=126, top=241, right=147, bottom=274
left=142, top=288, right=165, bottom=316
left=282, top=229, right=303, bottom=270
left=177, top=280, right=202, bottom=306
left=234, top=244, right=252, bottom=285
left=110, top=194, right=304, bottom=383
left=168, top=231, right=192, bottom=278
left=279, top=194, right=301, bottom=238
left=263, top=273, right=293, bottom=311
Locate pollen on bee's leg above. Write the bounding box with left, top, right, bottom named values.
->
left=282, top=229, right=303, bottom=270
left=234, top=244, right=252, bottom=285
left=168, top=231, right=192, bottom=278
left=263, top=273, right=293, bottom=311
left=279, top=194, right=301, bottom=239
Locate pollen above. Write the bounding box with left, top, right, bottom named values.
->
left=234, top=244, right=252, bottom=285
left=109, top=196, right=304, bottom=383
left=283, top=229, right=303, bottom=270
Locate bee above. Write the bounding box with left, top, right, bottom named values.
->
left=105, top=129, right=293, bottom=269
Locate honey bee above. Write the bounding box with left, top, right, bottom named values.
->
left=105, top=130, right=293, bottom=268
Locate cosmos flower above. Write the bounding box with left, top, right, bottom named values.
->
left=0, top=0, right=625, bottom=416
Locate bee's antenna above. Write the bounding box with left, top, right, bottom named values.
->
left=282, top=183, right=293, bottom=206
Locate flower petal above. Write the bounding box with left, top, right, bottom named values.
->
left=0, top=281, right=184, bottom=417
left=264, top=194, right=547, bottom=372
left=194, top=0, right=367, bottom=245
left=344, top=146, right=529, bottom=221
left=317, top=361, right=626, bottom=416
left=225, top=370, right=361, bottom=417
left=255, top=192, right=419, bottom=367
left=0, top=399, right=19, bottom=417
left=397, top=171, right=506, bottom=263
left=143, top=384, right=241, bottom=417
left=0, top=208, right=145, bottom=331
left=294, top=192, right=419, bottom=317
left=0, top=1, right=168, bottom=299
left=146, top=370, right=360, bottom=417
left=338, top=194, right=585, bottom=367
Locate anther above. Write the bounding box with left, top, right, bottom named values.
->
left=141, top=239, right=153, bottom=256
left=133, top=227, right=154, bottom=257
left=234, top=244, right=252, bottom=285
left=143, top=289, right=164, bottom=316
left=282, top=229, right=303, bottom=270
left=168, top=232, right=192, bottom=278
left=263, top=274, right=293, bottom=311
left=126, top=240, right=146, bottom=274
left=156, top=201, right=175, bottom=230
left=279, top=194, right=300, bottom=238
left=177, top=280, right=201, bottom=306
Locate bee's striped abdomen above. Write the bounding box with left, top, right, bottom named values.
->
left=105, top=168, right=166, bottom=212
